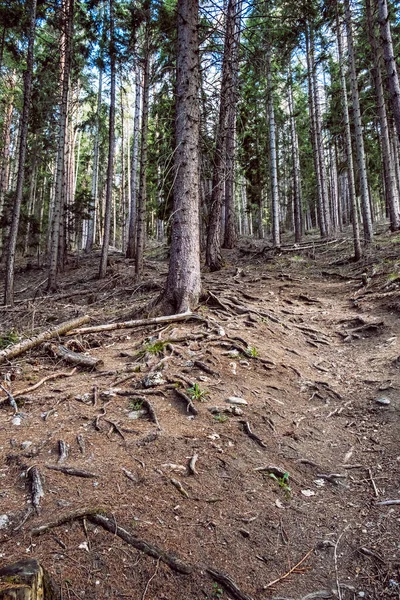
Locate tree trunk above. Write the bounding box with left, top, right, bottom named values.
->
left=126, top=66, right=142, bottom=259
left=47, top=0, right=74, bottom=291
left=3, top=0, right=37, bottom=306
left=266, top=45, right=280, bottom=248
left=0, top=559, right=59, bottom=599
left=162, top=0, right=201, bottom=313
left=99, top=0, right=116, bottom=279
left=343, top=0, right=373, bottom=243
left=85, top=65, right=102, bottom=252
left=135, top=17, right=150, bottom=277
left=378, top=0, right=400, bottom=144
left=206, top=0, right=236, bottom=271
left=336, top=9, right=362, bottom=260
left=288, top=67, right=303, bottom=243
left=366, top=0, right=400, bottom=230
left=223, top=0, right=242, bottom=249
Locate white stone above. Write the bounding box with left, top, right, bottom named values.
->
left=226, top=396, right=248, bottom=406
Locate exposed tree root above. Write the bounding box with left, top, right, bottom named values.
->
left=205, top=567, right=254, bottom=600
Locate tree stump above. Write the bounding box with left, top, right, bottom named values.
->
left=0, top=559, right=59, bottom=599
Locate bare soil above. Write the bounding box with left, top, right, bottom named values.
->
left=0, top=230, right=399, bottom=600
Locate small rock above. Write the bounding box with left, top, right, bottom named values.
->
left=232, top=407, right=244, bottom=416
left=12, top=416, right=21, bottom=426
left=101, top=388, right=122, bottom=398
left=376, top=396, right=391, bottom=406
left=128, top=409, right=147, bottom=420
left=198, top=376, right=210, bottom=382
left=238, top=529, right=250, bottom=538
left=143, top=372, right=165, bottom=387
left=301, top=489, right=316, bottom=497
left=313, top=479, right=325, bottom=488
left=275, top=499, right=284, bottom=509
left=239, top=360, right=250, bottom=368
left=0, top=515, right=9, bottom=530
left=21, top=441, right=33, bottom=450
left=226, top=396, right=248, bottom=406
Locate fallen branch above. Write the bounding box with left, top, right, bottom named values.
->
left=67, top=311, right=203, bottom=336
left=188, top=454, right=198, bottom=475
left=241, top=421, right=267, bottom=448
left=0, top=315, right=90, bottom=365
left=206, top=567, right=254, bottom=600
left=31, top=507, right=106, bottom=536
left=58, top=440, right=68, bottom=463
left=46, top=465, right=98, bottom=478
left=44, top=343, right=103, bottom=370
left=11, top=369, right=77, bottom=398
left=263, top=548, right=313, bottom=589
left=27, top=466, right=44, bottom=514
left=174, top=388, right=198, bottom=415
left=88, top=513, right=193, bottom=574
left=377, top=499, right=400, bottom=506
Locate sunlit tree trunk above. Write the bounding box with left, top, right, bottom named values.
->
left=378, top=0, right=400, bottom=144
left=99, top=0, right=116, bottom=278
left=85, top=65, right=102, bottom=252
left=162, top=0, right=201, bottom=312
left=288, top=65, right=302, bottom=243
left=126, top=66, right=142, bottom=259
left=266, top=45, right=280, bottom=248
left=4, top=0, right=37, bottom=305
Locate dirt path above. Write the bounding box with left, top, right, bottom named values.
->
left=0, top=239, right=399, bottom=599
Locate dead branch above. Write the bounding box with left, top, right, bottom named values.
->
left=205, top=567, right=254, bottom=600
left=27, top=466, right=44, bottom=514
left=171, top=478, right=189, bottom=498
left=11, top=369, right=77, bottom=398
left=45, top=465, right=98, bottom=478
left=44, top=343, right=103, bottom=370
left=122, top=467, right=138, bottom=482
left=31, top=507, right=107, bottom=536
left=263, top=548, right=313, bottom=589
left=241, top=421, right=267, bottom=448
left=174, top=388, right=198, bottom=415
left=0, top=315, right=90, bottom=365
left=0, top=383, right=18, bottom=412
left=76, top=434, right=85, bottom=454
left=58, top=440, right=68, bottom=463
left=88, top=513, right=193, bottom=574
left=193, top=360, right=220, bottom=377
left=377, top=499, right=400, bottom=505
left=188, top=454, right=199, bottom=475
left=67, top=311, right=204, bottom=336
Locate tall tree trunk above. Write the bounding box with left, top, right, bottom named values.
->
left=99, top=0, right=116, bottom=278
left=47, top=0, right=74, bottom=291
left=288, top=64, right=303, bottom=243
left=162, top=0, right=201, bottom=312
left=223, top=0, right=242, bottom=249
left=135, top=18, right=150, bottom=277
left=343, top=0, right=373, bottom=243
left=366, top=0, right=400, bottom=230
left=336, top=8, right=362, bottom=260
left=206, top=0, right=236, bottom=271
left=0, top=72, right=15, bottom=252
left=378, top=0, right=400, bottom=144
left=3, top=0, right=37, bottom=305
left=266, top=45, right=280, bottom=248
left=126, top=66, right=142, bottom=259
left=85, top=65, right=102, bottom=252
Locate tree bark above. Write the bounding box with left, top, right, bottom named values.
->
left=126, top=66, right=142, bottom=259
left=366, top=0, right=400, bottom=230
left=3, top=0, right=37, bottom=306
left=85, top=65, right=102, bottom=252
left=288, top=64, right=303, bottom=243
left=0, top=559, right=59, bottom=599
left=343, top=0, right=373, bottom=243
left=336, top=8, right=362, bottom=260
left=47, top=0, right=74, bottom=291
left=99, top=0, right=116, bottom=278
left=161, top=0, right=201, bottom=312
left=378, top=0, right=400, bottom=145
left=266, top=45, right=280, bottom=248
left=135, top=16, right=151, bottom=277
left=206, top=0, right=236, bottom=271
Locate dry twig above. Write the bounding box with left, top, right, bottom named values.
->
left=263, top=548, right=313, bottom=589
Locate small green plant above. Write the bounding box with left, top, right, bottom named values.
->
left=213, top=413, right=228, bottom=423
left=187, top=382, right=209, bottom=401
left=269, top=471, right=291, bottom=497
left=129, top=399, right=143, bottom=411
left=387, top=272, right=399, bottom=282
left=246, top=346, right=259, bottom=358
left=0, top=330, right=19, bottom=350
left=145, top=340, right=167, bottom=355
left=212, top=583, right=223, bottom=598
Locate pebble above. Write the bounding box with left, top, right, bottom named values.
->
left=12, top=416, right=21, bottom=426
left=226, top=396, right=248, bottom=406
left=21, top=441, right=33, bottom=450
left=0, top=515, right=9, bottom=530
left=376, top=396, right=391, bottom=406
left=301, top=489, right=316, bottom=497
left=143, top=372, right=165, bottom=387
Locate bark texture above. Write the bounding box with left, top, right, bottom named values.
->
left=378, top=0, right=400, bottom=145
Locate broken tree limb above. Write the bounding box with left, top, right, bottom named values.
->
left=88, top=513, right=193, bottom=574
left=0, top=315, right=90, bottom=365
left=44, top=343, right=103, bottom=370
left=45, top=465, right=98, bottom=478
left=205, top=567, right=254, bottom=600
left=11, top=369, right=77, bottom=398
left=67, top=311, right=204, bottom=336
left=27, top=466, right=44, bottom=514
left=174, top=388, right=198, bottom=415
left=31, top=507, right=107, bottom=536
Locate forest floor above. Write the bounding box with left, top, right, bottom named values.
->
left=0, top=228, right=399, bottom=600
